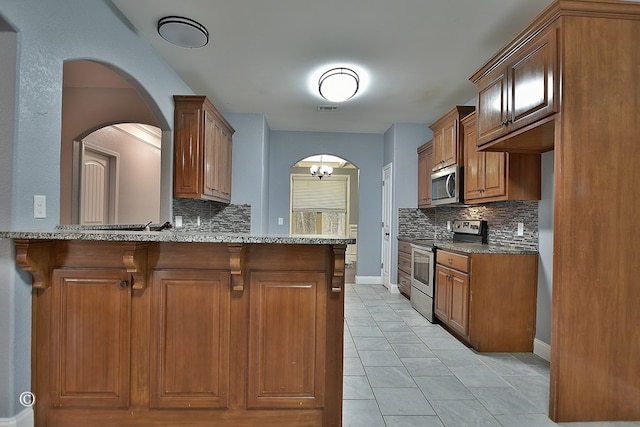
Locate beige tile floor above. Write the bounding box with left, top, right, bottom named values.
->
left=342, top=282, right=640, bottom=427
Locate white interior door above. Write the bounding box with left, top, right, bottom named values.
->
left=78, top=143, right=119, bottom=225
left=381, top=164, right=392, bottom=288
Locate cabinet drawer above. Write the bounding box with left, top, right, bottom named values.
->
left=398, top=270, right=411, bottom=297
left=398, top=252, right=411, bottom=274
left=436, top=250, right=469, bottom=273
left=398, top=240, right=412, bottom=255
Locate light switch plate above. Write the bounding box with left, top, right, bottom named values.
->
left=34, top=195, right=46, bottom=219
left=517, top=222, right=524, bottom=236
left=174, top=216, right=182, bottom=228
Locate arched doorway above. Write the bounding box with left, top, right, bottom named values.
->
left=291, top=154, right=359, bottom=280
left=60, top=59, right=167, bottom=225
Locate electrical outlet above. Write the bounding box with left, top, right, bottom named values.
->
left=34, top=195, right=46, bottom=219
left=174, top=216, right=183, bottom=228
left=447, top=221, right=451, bottom=231
left=278, top=217, right=283, bottom=225
left=517, top=222, right=524, bottom=236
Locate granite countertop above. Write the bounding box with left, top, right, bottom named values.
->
left=0, top=227, right=355, bottom=245
left=398, top=235, right=537, bottom=255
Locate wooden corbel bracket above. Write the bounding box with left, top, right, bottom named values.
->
left=14, top=239, right=53, bottom=289
left=122, top=242, right=149, bottom=290
left=331, top=245, right=347, bottom=293
left=227, top=243, right=246, bottom=291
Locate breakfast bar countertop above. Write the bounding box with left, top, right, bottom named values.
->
left=0, top=227, right=355, bottom=245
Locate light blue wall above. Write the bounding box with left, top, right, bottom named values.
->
left=0, top=0, right=194, bottom=418
left=383, top=124, right=432, bottom=286
left=269, top=131, right=384, bottom=276
left=226, top=113, right=270, bottom=234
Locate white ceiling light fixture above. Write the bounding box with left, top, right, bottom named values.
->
left=318, top=67, right=360, bottom=103
left=157, top=16, right=209, bottom=48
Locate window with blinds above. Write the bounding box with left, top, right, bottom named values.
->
left=291, top=175, right=349, bottom=236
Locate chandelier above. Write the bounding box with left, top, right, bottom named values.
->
left=310, top=164, right=333, bottom=179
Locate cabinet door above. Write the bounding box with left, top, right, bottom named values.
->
left=434, top=265, right=450, bottom=321
left=150, top=270, right=230, bottom=409
left=441, top=119, right=458, bottom=169
left=432, top=130, right=444, bottom=171
left=463, top=113, right=484, bottom=201
left=448, top=270, right=470, bottom=338
left=417, top=142, right=433, bottom=208
left=50, top=269, right=131, bottom=408
left=219, top=126, right=233, bottom=201
left=482, top=151, right=506, bottom=199
left=508, top=27, right=557, bottom=130
left=173, top=105, right=202, bottom=197
left=476, top=67, right=509, bottom=145
left=248, top=271, right=326, bottom=409
left=203, top=109, right=217, bottom=198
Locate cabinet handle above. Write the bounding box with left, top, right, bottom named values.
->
left=447, top=258, right=453, bottom=263
left=119, top=280, right=128, bottom=288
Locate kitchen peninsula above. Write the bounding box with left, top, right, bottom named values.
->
left=1, top=229, right=353, bottom=427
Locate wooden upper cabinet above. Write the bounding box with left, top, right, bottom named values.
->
left=473, top=24, right=558, bottom=148
left=463, top=111, right=541, bottom=204
left=417, top=140, right=433, bottom=208
left=174, top=95, right=235, bottom=203
left=429, top=106, right=475, bottom=171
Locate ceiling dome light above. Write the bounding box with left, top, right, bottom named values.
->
left=157, top=16, right=209, bottom=48
left=318, top=67, right=359, bottom=102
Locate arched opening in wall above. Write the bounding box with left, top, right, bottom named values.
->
left=60, top=59, right=167, bottom=225
left=291, top=154, right=359, bottom=278
left=71, top=123, right=161, bottom=225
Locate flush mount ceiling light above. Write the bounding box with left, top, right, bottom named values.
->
left=157, top=16, right=209, bottom=48
left=318, top=67, right=359, bottom=102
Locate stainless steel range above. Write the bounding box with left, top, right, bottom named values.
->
left=410, top=240, right=435, bottom=323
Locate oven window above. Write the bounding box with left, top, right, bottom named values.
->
left=413, top=250, right=432, bottom=284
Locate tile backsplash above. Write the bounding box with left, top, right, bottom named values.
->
left=398, top=200, right=538, bottom=250
left=173, top=199, right=251, bottom=233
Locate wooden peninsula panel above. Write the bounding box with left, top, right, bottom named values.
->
left=15, top=239, right=346, bottom=427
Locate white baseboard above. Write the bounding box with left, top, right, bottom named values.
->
left=355, top=275, right=382, bottom=285
left=0, top=408, right=34, bottom=427
left=385, top=283, right=399, bottom=293
left=533, top=338, right=551, bottom=362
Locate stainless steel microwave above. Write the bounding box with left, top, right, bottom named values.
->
left=431, top=164, right=463, bottom=206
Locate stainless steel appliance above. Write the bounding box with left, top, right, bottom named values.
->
left=452, top=219, right=488, bottom=243
left=431, top=164, right=462, bottom=205
left=410, top=241, right=435, bottom=323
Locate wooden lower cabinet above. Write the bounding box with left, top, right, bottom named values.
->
left=23, top=240, right=344, bottom=427
left=397, top=240, right=412, bottom=297
left=434, top=249, right=538, bottom=352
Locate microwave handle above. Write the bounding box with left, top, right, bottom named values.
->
left=445, top=173, right=454, bottom=198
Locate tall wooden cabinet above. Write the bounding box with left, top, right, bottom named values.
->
left=462, top=111, right=541, bottom=204
left=173, top=95, right=234, bottom=203
left=429, top=106, right=475, bottom=171
left=469, top=0, right=640, bottom=421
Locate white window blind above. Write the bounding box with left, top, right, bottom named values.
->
left=292, top=175, right=347, bottom=211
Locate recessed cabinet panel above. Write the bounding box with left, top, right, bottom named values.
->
left=50, top=269, right=131, bottom=408
left=248, top=271, right=326, bottom=409
left=417, top=141, right=433, bottom=208
left=150, top=270, right=230, bottom=409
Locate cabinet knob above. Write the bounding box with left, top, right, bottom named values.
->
left=119, top=280, right=128, bottom=288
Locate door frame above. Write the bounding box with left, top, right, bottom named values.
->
left=381, top=163, right=393, bottom=290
